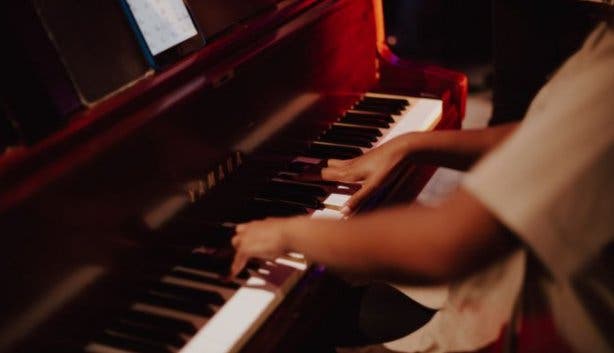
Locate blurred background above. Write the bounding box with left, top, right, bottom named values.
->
left=383, top=0, right=607, bottom=125
left=383, top=0, right=493, bottom=92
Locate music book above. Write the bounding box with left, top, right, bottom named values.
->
left=32, top=0, right=151, bottom=105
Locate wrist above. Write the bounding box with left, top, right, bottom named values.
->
left=280, top=216, right=306, bottom=253
left=392, top=132, right=422, bottom=160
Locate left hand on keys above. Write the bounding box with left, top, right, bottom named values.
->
left=230, top=217, right=301, bottom=277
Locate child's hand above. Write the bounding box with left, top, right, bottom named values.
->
left=321, top=137, right=410, bottom=213
left=230, top=217, right=293, bottom=277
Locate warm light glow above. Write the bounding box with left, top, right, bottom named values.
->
left=372, top=0, right=386, bottom=52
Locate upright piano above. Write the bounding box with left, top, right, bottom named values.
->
left=0, top=1, right=467, bottom=352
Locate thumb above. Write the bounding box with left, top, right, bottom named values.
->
left=344, top=170, right=389, bottom=211
left=344, top=182, right=376, bottom=212
left=230, top=253, right=248, bottom=278
left=321, top=166, right=350, bottom=181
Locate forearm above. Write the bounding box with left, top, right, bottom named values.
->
left=283, top=189, right=517, bottom=283
left=285, top=206, right=453, bottom=282
left=395, top=122, right=518, bottom=170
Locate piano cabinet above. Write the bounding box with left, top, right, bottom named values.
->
left=0, top=1, right=467, bottom=353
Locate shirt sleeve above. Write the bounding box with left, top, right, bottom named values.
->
left=462, top=23, right=614, bottom=281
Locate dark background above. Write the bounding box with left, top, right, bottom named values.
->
left=383, top=0, right=607, bottom=124
left=384, top=0, right=492, bottom=71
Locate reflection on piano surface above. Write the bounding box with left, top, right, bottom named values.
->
left=0, top=1, right=466, bottom=353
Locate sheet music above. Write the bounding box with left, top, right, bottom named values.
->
left=125, top=0, right=198, bottom=55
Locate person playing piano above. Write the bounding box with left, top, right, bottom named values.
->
left=230, top=19, right=614, bottom=353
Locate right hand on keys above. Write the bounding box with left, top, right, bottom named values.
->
left=320, top=137, right=411, bottom=214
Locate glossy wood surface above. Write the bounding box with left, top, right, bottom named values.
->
left=0, top=1, right=466, bottom=352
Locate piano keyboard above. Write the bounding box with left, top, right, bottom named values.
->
left=84, top=93, right=442, bottom=353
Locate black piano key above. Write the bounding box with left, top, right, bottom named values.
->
left=259, top=183, right=324, bottom=206
left=287, top=161, right=316, bottom=173
left=339, top=115, right=390, bottom=128
left=180, top=252, right=232, bottom=276
left=319, top=133, right=374, bottom=148
left=268, top=180, right=328, bottom=197
left=137, top=292, right=214, bottom=317
left=281, top=162, right=324, bottom=182
left=237, top=269, right=251, bottom=280
left=120, top=310, right=197, bottom=335
left=198, top=223, right=236, bottom=248
left=353, top=102, right=403, bottom=115
left=246, top=199, right=310, bottom=217
left=228, top=200, right=308, bottom=222
left=355, top=98, right=403, bottom=107
left=107, top=321, right=185, bottom=348
left=270, top=178, right=334, bottom=195
left=148, top=281, right=226, bottom=306
left=275, top=174, right=361, bottom=194
left=92, top=331, right=173, bottom=353
left=328, top=125, right=382, bottom=138
left=305, top=143, right=363, bottom=159
left=159, top=219, right=235, bottom=249
left=171, top=220, right=236, bottom=236
left=331, top=124, right=382, bottom=137
left=345, top=111, right=395, bottom=123
left=326, top=129, right=378, bottom=142
left=361, top=96, right=409, bottom=108
left=304, top=148, right=358, bottom=160
left=170, top=270, right=241, bottom=290
left=179, top=257, right=249, bottom=280
left=254, top=192, right=323, bottom=210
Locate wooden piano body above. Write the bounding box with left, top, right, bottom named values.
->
left=0, top=1, right=467, bottom=352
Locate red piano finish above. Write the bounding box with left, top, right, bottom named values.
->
left=0, top=1, right=466, bottom=352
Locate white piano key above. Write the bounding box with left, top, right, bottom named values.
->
left=375, top=97, right=442, bottom=147
left=257, top=268, right=271, bottom=275
left=287, top=252, right=305, bottom=259
left=323, top=193, right=351, bottom=210
left=246, top=277, right=267, bottom=286
left=311, top=208, right=345, bottom=220
left=179, top=339, right=229, bottom=353
left=275, top=257, right=307, bottom=271
left=179, top=287, right=277, bottom=353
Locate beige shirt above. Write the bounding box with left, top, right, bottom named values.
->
left=381, top=22, right=613, bottom=353
left=383, top=251, right=524, bottom=353
left=463, top=22, right=614, bottom=353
